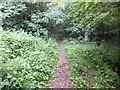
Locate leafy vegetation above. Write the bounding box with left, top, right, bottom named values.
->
left=0, top=2, right=65, bottom=37
left=64, top=41, right=120, bottom=88
left=0, top=0, right=120, bottom=89
left=0, top=29, right=58, bottom=89
left=64, top=2, right=120, bottom=42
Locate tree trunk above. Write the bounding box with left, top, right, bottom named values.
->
left=84, top=31, right=90, bottom=42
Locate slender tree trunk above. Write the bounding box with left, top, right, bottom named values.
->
left=84, top=31, right=90, bottom=42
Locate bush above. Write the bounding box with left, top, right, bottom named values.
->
left=0, top=29, right=58, bottom=89
left=64, top=42, right=120, bottom=88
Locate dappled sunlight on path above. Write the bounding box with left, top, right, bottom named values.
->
left=49, top=36, right=73, bottom=88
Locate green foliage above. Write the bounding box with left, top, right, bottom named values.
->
left=0, top=2, right=65, bottom=37
left=1, top=2, right=27, bottom=28
left=0, top=29, right=58, bottom=89
left=65, top=2, right=120, bottom=36
left=1, top=2, right=119, bottom=40
left=64, top=41, right=120, bottom=88
left=0, top=1, right=120, bottom=89
left=0, top=2, right=49, bottom=36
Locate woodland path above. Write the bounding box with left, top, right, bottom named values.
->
left=49, top=36, right=73, bottom=88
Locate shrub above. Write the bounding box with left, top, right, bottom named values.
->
left=0, top=29, right=58, bottom=89
left=64, top=42, right=120, bottom=88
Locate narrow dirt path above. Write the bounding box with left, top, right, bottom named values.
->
left=49, top=36, right=73, bottom=88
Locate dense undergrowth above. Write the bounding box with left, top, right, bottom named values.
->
left=0, top=29, right=58, bottom=89
left=64, top=39, right=120, bottom=88
left=0, top=29, right=120, bottom=89
left=0, top=1, right=120, bottom=89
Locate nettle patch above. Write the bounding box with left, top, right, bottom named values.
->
left=0, top=30, right=58, bottom=89
left=64, top=43, right=120, bottom=88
